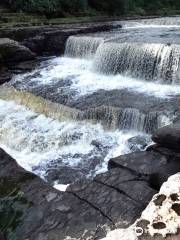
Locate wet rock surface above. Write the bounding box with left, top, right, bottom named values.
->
left=0, top=148, right=156, bottom=240
left=0, top=23, right=121, bottom=56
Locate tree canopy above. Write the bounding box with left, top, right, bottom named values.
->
left=4, top=0, right=180, bottom=17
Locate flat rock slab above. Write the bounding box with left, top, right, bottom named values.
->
left=108, top=151, right=168, bottom=175
left=68, top=168, right=156, bottom=229
left=94, top=168, right=156, bottom=207
left=108, top=149, right=180, bottom=191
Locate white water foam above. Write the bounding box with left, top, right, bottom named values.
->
left=12, top=57, right=180, bottom=98
left=0, top=99, right=135, bottom=182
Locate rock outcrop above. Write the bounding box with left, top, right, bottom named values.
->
left=0, top=38, right=35, bottom=64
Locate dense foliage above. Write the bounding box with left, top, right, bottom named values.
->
left=4, top=0, right=180, bottom=17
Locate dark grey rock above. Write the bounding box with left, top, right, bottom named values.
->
left=0, top=67, right=12, bottom=84
left=0, top=148, right=114, bottom=240
left=108, top=147, right=180, bottom=190
left=108, top=151, right=168, bottom=175
left=0, top=38, right=35, bottom=64
left=152, top=123, right=180, bottom=151
left=149, top=160, right=180, bottom=190
left=68, top=168, right=156, bottom=228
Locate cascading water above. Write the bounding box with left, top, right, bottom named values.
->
left=77, top=106, right=172, bottom=133
left=93, top=42, right=180, bottom=83
left=1, top=17, right=180, bottom=188
left=65, top=36, right=104, bottom=58
left=0, top=87, right=173, bottom=134
left=0, top=99, right=136, bottom=185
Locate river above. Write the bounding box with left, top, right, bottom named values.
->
left=1, top=16, right=180, bottom=188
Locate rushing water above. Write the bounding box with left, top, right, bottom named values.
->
left=0, top=99, right=138, bottom=184
left=1, top=17, right=180, bottom=186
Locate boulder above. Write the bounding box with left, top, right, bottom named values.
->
left=152, top=123, right=180, bottom=151
left=0, top=38, right=35, bottom=64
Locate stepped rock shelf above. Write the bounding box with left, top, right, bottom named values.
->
left=0, top=15, right=180, bottom=240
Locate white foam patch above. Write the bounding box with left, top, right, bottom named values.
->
left=12, top=57, right=180, bottom=99
left=54, top=183, right=69, bottom=192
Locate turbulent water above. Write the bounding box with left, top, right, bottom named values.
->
left=0, top=99, right=137, bottom=184
left=1, top=16, right=180, bottom=186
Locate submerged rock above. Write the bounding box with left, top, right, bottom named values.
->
left=127, top=135, right=151, bottom=152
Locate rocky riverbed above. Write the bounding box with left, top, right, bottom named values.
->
left=0, top=17, right=180, bottom=240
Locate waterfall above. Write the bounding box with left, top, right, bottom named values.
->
left=93, top=42, right=180, bottom=84
left=0, top=87, right=173, bottom=134
left=77, top=106, right=173, bottom=133
left=65, top=36, right=104, bottom=59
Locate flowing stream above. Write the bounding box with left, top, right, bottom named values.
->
left=1, top=17, right=180, bottom=187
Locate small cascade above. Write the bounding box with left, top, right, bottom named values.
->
left=77, top=106, right=173, bottom=133
left=0, top=86, right=79, bottom=122
left=65, top=36, right=103, bottom=58
left=93, top=42, right=180, bottom=83
left=0, top=87, right=174, bottom=134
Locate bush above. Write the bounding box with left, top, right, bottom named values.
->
left=6, top=0, right=88, bottom=17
